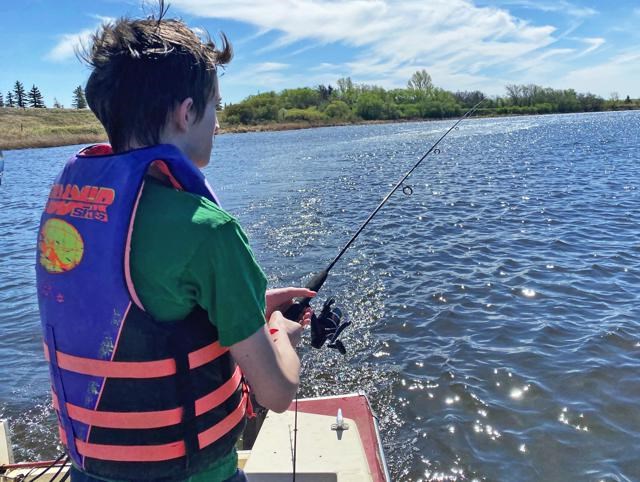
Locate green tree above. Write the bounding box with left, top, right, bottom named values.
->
left=557, top=89, right=580, bottom=112
left=381, top=100, right=400, bottom=120
left=72, top=85, right=87, bottom=109
left=317, top=84, right=334, bottom=102
left=282, top=107, right=327, bottom=122
left=398, top=103, right=420, bottom=119
left=336, top=77, right=357, bottom=105
left=324, top=100, right=351, bottom=119
left=243, top=92, right=280, bottom=121
left=577, top=93, right=604, bottom=112
left=624, top=95, right=631, bottom=104
left=415, top=89, right=461, bottom=118
left=211, top=77, right=622, bottom=127
left=222, top=103, right=254, bottom=124
left=418, top=100, right=442, bottom=118
left=14, top=81, right=26, bottom=108
left=28, top=85, right=46, bottom=108
left=0, top=92, right=3, bottom=107
left=336, top=77, right=353, bottom=96
left=387, top=88, right=415, bottom=106
left=453, top=90, right=486, bottom=108
left=355, top=92, right=384, bottom=120
left=6, top=92, right=15, bottom=107
left=534, top=103, right=554, bottom=114
left=280, top=88, right=320, bottom=109
left=505, top=84, right=523, bottom=106
left=407, top=70, right=433, bottom=93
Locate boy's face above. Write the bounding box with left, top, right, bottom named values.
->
left=184, top=74, right=221, bottom=168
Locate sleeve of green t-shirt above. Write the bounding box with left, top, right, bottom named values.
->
left=187, top=219, right=268, bottom=347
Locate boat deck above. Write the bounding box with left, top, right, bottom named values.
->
left=1, top=393, right=389, bottom=481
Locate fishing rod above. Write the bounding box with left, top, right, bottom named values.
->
left=289, top=99, right=486, bottom=482
left=284, top=99, right=487, bottom=353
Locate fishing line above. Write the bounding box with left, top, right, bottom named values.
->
left=288, top=99, right=486, bottom=480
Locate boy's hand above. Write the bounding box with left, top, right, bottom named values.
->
left=268, top=310, right=311, bottom=347
left=266, top=287, right=316, bottom=320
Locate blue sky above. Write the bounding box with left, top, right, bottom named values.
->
left=1, top=0, right=639, bottom=108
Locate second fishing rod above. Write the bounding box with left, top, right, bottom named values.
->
left=284, top=99, right=487, bottom=353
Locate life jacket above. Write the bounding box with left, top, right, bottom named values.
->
left=36, top=144, right=252, bottom=481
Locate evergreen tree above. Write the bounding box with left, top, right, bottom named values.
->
left=53, top=98, right=64, bottom=109
left=72, top=85, right=87, bottom=109
left=0, top=92, right=4, bottom=108
left=6, top=91, right=15, bottom=107
left=28, top=85, right=46, bottom=108
left=14, top=81, right=26, bottom=108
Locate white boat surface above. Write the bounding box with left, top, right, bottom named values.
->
left=1, top=392, right=390, bottom=482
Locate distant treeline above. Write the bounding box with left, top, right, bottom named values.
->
left=220, top=70, right=639, bottom=126
left=1, top=81, right=87, bottom=109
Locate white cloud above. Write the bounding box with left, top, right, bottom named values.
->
left=225, top=62, right=340, bottom=95
left=46, top=17, right=115, bottom=62
left=171, top=0, right=559, bottom=93
left=556, top=49, right=640, bottom=97
left=487, top=0, right=597, bottom=18
left=91, top=15, right=117, bottom=24
left=575, top=37, right=605, bottom=57
left=47, top=2, right=629, bottom=99
left=46, top=28, right=96, bottom=62
left=309, top=62, right=342, bottom=72
left=507, top=47, right=575, bottom=74
left=553, top=1, right=597, bottom=18
left=254, top=62, right=289, bottom=73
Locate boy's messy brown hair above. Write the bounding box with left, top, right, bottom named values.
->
left=82, top=8, right=232, bottom=152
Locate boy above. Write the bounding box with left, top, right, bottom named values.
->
left=36, top=11, right=312, bottom=482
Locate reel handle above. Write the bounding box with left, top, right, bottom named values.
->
left=283, top=268, right=328, bottom=322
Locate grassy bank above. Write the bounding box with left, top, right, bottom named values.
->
left=0, top=108, right=365, bottom=150
left=2, top=106, right=639, bottom=151
left=0, top=107, right=107, bottom=150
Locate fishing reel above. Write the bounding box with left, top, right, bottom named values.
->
left=310, top=298, right=351, bottom=355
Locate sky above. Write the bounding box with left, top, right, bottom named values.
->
left=1, top=0, right=639, bottom=108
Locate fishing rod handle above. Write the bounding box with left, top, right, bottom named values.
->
left=284, top=297, right=313, bottom=321
left=283, top=268, right=329, bottom=322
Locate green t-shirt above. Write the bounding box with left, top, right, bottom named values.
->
left=129, top=177, right=268, bottom=481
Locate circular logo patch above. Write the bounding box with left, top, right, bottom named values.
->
left=39, top=218, right=85, bottom=273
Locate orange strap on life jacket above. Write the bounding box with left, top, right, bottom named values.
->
left=188, top=341, right=229, bottom=370
left=51, top=366, right=243, bottom=429
left=43, top=341, right=229, bottom=379
left=58, top=392, right=249, bottom=462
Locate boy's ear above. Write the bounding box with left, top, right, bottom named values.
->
left=172, top=97, right=195, bottom=132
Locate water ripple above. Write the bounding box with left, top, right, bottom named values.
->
left=1, top=113, right=639, bottom=480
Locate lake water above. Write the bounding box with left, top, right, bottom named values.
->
left=1, top=111, right=639, bottom=481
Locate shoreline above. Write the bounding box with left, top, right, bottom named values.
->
left=1, top=108, right=638, bottom=151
